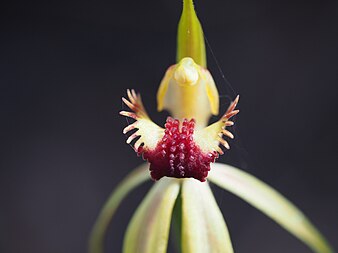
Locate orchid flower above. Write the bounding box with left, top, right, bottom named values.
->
left=89, top=1, right=334, bottom=253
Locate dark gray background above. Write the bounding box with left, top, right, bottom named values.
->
left=1, top=0, right=337, bottom=252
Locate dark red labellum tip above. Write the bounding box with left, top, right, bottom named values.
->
left=139, top=117, right=218, bottom=182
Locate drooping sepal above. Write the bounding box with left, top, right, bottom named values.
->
left=181, top=179, right=234, bottom=253
left=123, top=178, right=180, bottom=253
left=89, top=164, right=150, bottom=253
left=208, top=163, right=334, bottom=253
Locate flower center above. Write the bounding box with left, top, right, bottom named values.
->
left=139, top=117, right=218, bottom=182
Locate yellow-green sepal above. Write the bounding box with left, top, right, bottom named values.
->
left=208, top=163, right=334, bottom=253
left=123, top=178, right=181, bottom=253
left=181, top=179, right=234, bottom=253
left=177, top=0, right=206, bottom=67
left=88, top=163, right=150, bottom=253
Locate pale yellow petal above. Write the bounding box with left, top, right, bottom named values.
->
left=208, top=163, right=334, bottom=253
left=181, top=179, right=234, bottom=253
left=204, top=68, right=219, bottom=115
left=123, top=178, right=180, bottom=253
left=157, top=66, right=175, bottom=112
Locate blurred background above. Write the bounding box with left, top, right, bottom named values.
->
left=1, top=0, right=338, bottom=252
